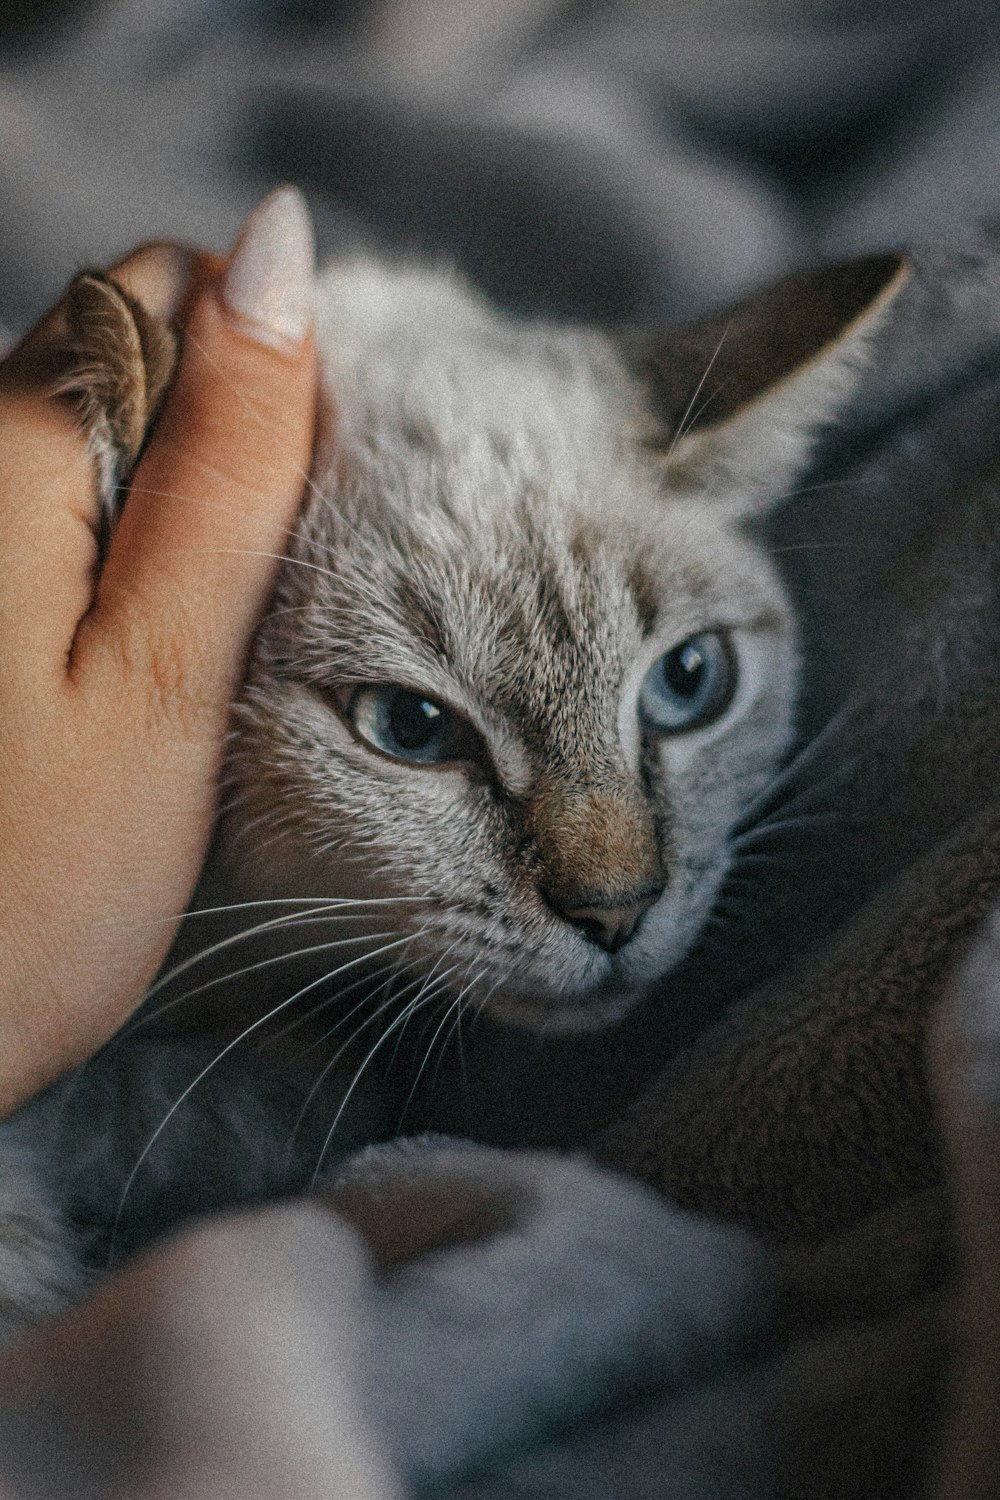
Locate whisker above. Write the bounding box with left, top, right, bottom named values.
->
left=180, top=328, right=330, bottom=514
left=378, top=937, right=462, bottom=1064
left=98, top=894, right=351, bottom=934
left=294, top=954, right=432, bottom=1061
left=469, top=974, right=504, bottom=1030
left=309, top=974, right=458, bottom=1184
left=144, top=897, right=419, bottom=998
left=133, top=929, right=402, bottom=1033
left=117, top=483, right=322, bottom=555
left=733, top=809, right=843, bottom=848
left=288, top=965, right=451, bottom=1160
left=109, top=932, right=418, bottom=1253
left=261, top=956, right=422, bottom=1051
left=664, top=321, right=731, bottom=465
left=432, top=972, right=482, bottom=1095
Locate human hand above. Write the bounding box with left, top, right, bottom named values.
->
left=0, top=187, right=317, bottom=1116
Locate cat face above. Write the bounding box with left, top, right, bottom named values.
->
left=215, top=256, right=905, bottom=1032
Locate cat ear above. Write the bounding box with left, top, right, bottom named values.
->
left=620, top=253, right=910, bottom=513
left=44, top=270, right=179, bottom=547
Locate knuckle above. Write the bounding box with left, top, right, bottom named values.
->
left=99, top=579, right=220, bottom=737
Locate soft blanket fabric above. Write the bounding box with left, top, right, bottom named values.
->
left=2, top=0, right=1000, bottom=332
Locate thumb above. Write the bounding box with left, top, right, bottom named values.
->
left=76, top=187, right=318, bottom=720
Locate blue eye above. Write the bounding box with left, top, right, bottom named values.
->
left=346, top=685, right=482, bottom=767
left=638, top=632, right=735, bottom=733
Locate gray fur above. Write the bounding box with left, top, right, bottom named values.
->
left=0, top=254, right=907, bottom=1492
left=209, top=256, right=896, bottom=1034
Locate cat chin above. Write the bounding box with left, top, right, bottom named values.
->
left=484, top=983, right=644, bottom=1036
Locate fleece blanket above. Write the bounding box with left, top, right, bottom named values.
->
left=2, top=0, right=1000, bottom=334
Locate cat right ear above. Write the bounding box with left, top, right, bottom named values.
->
left=619, top=252, right=910, bottom=514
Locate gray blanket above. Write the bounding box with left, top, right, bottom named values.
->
left=4, top=0, right=1000, bottom=336
left=4, top=3, right=999, bottom=1494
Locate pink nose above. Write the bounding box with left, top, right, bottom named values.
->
left=560, top=894, right=659, bottom=954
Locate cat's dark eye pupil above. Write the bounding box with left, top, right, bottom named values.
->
left=664, top=642, right=705, bottom=698
left=344, top=683, right=483, bottom=768
left=388, top=690, right=443, bottom=751
left=637, top=630, right=735, bottom=734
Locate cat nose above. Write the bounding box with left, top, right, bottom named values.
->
left=559, top=891, right=661, bottom=954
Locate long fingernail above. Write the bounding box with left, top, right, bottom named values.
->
left=222, top=186, right=315, bottom=349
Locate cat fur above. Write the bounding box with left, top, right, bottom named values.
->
left=0, top=246, right=996, bottom=1496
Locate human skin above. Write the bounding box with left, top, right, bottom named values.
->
left=0, top=187, right=317, bottom=1117
left=0, top=192, right=406, bottom=1500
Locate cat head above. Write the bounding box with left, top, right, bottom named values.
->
left=217, top=252, right=907, bottom=1032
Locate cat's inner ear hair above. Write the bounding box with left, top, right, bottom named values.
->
left=619, top=252, right=910, bottom=514
left=51, top=270, right=178, bottom=528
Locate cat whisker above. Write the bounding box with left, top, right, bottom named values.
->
left=765, top=540, right=856, bottom=554
left=179, top=329, right=331, bottom=517
left=663, top=322, right=732, bottom=465
left=290, top=958, right=456, bottom=1160
left=186, top=548, right=350, bottom=585
left=175, top=329, right=411, bottom=570
left=309, top=971, right=460, bottom=1184
left=145, top=897, right=420, bottom=999
left=765, top=477, right=854, bottom=509
left=733, top=708, right=865, bottom=835
left=406, top=993, right=460, bottom=1113
left=280, top=968, right=430, bottom=1178
left=110, top=931, right=419, bottom=1253
left=118, top=483, right=323, bottom=556
left=468, top=974, right=505, bottom=1031
left=294, top=950, right=433, bottom=1062
left=727, top=848, right=800, bottom=871
left=131, top=927, right=406, bottom=1034
left=432, top=971, right=484, bottom=1096
left=385, top=940, right=464, bottom=1065
left=732, top=809, right=844, bottom=850
left=143, top=902, right=353, bottom=1000
left=105, top=893, right=424, bottom=934
left=387, top=950, right=474, bottom=1122
left=261, top=954, right=423, bottom=1052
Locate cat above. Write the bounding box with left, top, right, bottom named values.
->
left=5, top=241, right=990, bottom=1499
left=171, top=249, right=907, bottom=1040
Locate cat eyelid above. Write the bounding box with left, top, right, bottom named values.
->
left=318, top=681, right=499, bottom=781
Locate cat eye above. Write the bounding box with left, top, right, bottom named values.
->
left=344, top=684, right=485, bottom=768
left=638, top=631, right=736, bottom=733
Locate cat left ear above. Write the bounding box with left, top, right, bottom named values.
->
left=620, top=252, right=910, bottom=514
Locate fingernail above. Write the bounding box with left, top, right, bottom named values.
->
left=222, top=186, right=315, bottom=349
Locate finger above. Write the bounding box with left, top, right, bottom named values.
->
left=79, top=187, right=318, bottom=719
left=0, top=244, right=193, bottom=681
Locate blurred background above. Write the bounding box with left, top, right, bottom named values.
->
left=1, top=0, right=999, bottom=338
